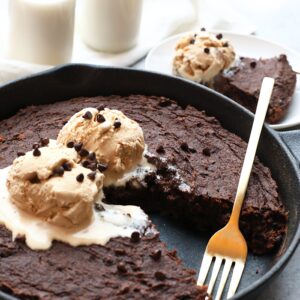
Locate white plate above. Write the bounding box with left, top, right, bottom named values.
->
left=145, top=31, right=300, bottom=130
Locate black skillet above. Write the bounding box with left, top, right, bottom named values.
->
left=0, top=65, right=299, bottom=300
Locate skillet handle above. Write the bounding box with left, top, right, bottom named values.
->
left=278, top=130, right=300, bottom=166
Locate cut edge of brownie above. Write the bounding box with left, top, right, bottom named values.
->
left=213, top=54, right=297, bottom=124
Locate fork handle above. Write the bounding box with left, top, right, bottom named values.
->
left=229, top=77, right=275, bottom=227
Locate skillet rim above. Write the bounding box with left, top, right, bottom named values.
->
left=0, top=64, right=299, bottom=300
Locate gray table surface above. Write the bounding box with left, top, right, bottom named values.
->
left=132, top=1, right=300, bottom=298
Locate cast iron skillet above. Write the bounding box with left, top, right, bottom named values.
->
left=0, top=65, right=299, bottom=300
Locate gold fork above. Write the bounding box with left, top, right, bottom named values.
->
left=197, top=77, right=275, bottom=300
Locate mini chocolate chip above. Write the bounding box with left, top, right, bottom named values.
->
left=40, top=138, right=49, bottom=147
left=88, top=162, right=97, bottom=171
left=97, top=114, right=106, bottom=123
left=67, top=141, right=74, bottom=148
left=32, top=143, right=40, bottom=149
left=95, top=203, right=105, bottom=211
left=156, top=145, right=165, bottom=154
left=130, top=231, right=140, bottom=243
left=29, top=175, right=40, bottom=184
left=79, top=148, right=89, bottom=157
left=216, top=33, right=223, bottom=39
left=76, top=173, right=84, bottom=183
left=204, top=47, right=210, bottom=54
left=82, top=160, right=90, bottom=168
left=87, top=171, right=97, bottom=181
left=200, top=27, right=206, bottom=31
left=87, top=152, right=96, bottom=161
left=180, top=142, right=189, bottom=152
left=240, top=56, right=245, bottom=60
left=117, top=262, right=127, bottom=273
left=17, top=151, right=25, bottom=157
left=74, top=143, right=83, bottom=152
left=223, top=42, right=229, bottom=47
left=62, top=162, right=72, bottom=171
left=33, top=148, right=41, bottom=157
left=114, top=120, right=122, bottom=129
left=82, top=111, right=93, bottom=120
left=53, top=166, right=64, bottom=176
left=154, top=271, right=166, bottom=281
left=159, top=98, right=172, bottom=107
left=97, top=163, right=108, bottom=172
left=190, top=39, right=195, bottom=45
left=150, top=249, right=162, bottom=261
left=202, top=148, right=211, bottom=156
left=97, top=105, right=105, bottom=111
left=250, top=61, right=257, bottom=68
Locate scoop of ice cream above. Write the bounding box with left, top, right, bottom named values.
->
left=173, top=31, right=235, bottom=83
left=57, top=107, right=145, bottom=184
left=6, top=144, right=104, bottom=228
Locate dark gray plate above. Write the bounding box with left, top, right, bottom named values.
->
left=0, top=65, right=299, bottom=300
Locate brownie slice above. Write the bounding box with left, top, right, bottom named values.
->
left=0, top=225, right=209, bottom=300
left=214, top=55, right=297, bottom=123
left=0, top=95, right=287, bottom=255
